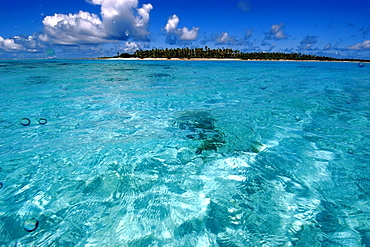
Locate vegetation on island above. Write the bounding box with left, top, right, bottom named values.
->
left=112, top=47, right=369, bottom=62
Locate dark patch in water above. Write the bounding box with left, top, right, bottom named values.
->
left=110, top=68, right=140, bottom=72
left=24, top=76, right=53, bottom=85
left=107, top=77, right=129, bottom=82
left=296, top=65, right=316, bottom=68
left=148, top=73, right=171, bottom=78
left=174, top=111, right=225, bottom=154
left=146, top=64, right=173, bottom=70
left=175, top=219, right=203, bottom=237
left=173, top=110, right=265, bottom=154
left=204, top=99, right=223, bottom=104
left=120, top=68, right=140, bottom=71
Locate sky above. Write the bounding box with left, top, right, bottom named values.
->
left=1, top=0, right=370, bottom=59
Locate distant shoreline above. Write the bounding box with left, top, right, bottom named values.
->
left=105, top=57, right=241, bottom=61
left=104, top=57, right=369, bottom=63
left=108, top=48, right=370, bottom=63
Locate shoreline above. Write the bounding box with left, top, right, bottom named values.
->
left=104, top=57, right=369, bottom=63
left=105, top=57, right=241, bottom=61
left=0, top=57, right=366, bottom=63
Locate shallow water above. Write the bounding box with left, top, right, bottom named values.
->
left=0, top=60, right=369, bottom=246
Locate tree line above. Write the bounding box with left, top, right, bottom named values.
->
left=113, top=47, right=369, bottom=62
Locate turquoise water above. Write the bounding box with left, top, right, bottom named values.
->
left=0, top=60, right=369, bottom=246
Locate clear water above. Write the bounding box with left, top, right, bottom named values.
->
left=0, top=60, right=369, bottom=246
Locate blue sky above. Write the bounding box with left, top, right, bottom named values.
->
left=1, top=0, right=370, bottom=59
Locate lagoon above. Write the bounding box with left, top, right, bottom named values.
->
left=0, top=59, right=369, bottom=246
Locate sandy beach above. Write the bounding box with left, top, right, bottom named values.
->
left=105, top=57, right=368, bottom=63
left=106, top=57, right=242, bottom=61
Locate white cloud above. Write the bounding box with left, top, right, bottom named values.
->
left=346, top=40, right=370, bottom=50
left=91, top=0, right=153, bottom=40
left=216, top=32, right=237, bottom=45
left=180, top=27, right=199, bottom=40
left=164, top=15, right=199, bottom=44
left=39, top=11, right=106, bottom=45
left=164, top=15, right=180, bottom=33
left=0, top=37, right=24, bottom=52
left=122, top=41, right=142, bottom=52
left=211, top=31, right=251, bottom=46
left=40, top=0, right=153, bottom=45
left=0, top=35, right=44, bottom=53
left=217, top=32, right=230, bottom=44
left=264, top=23, right=287, bottom=40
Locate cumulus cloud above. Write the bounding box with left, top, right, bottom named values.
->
left=215, top=32, right=247, bottom=45
left=201, top=29, right=252, bottom=46
left=92, top=0, right=153, bottom=40
left=0, top=35, right=44, bottom=53
left=0, top=37, right=24, bottom=52
left=179, top=27, right=199, bottom=40
left=264, top=23, right=287, bottom=40
left=40, top=0, right=153, bottom=45
left=39, top=11, right=106, bottom=45
left=216, top=32, right=230, bottom=44
left=346, top=40, right=370, bottom=50
left=164, top=15, right=199, bottom=45
left=164, top=15, right=180, bottom=33
left=122, top=41, right=142, bottom=52
left=298, top=35, right=318, bottom=50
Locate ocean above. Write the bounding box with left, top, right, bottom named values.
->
left=0, top=59, right=369, bottom=246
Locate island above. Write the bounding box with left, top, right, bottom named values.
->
left=105, top=47, right=369, bottom=63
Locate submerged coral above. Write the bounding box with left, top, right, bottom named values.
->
left=173, top=110, right=265, bottom=155
left=174, top=111, right=225, bottom=154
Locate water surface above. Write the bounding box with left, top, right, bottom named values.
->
left=0, top=60, right=369, bottom=246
